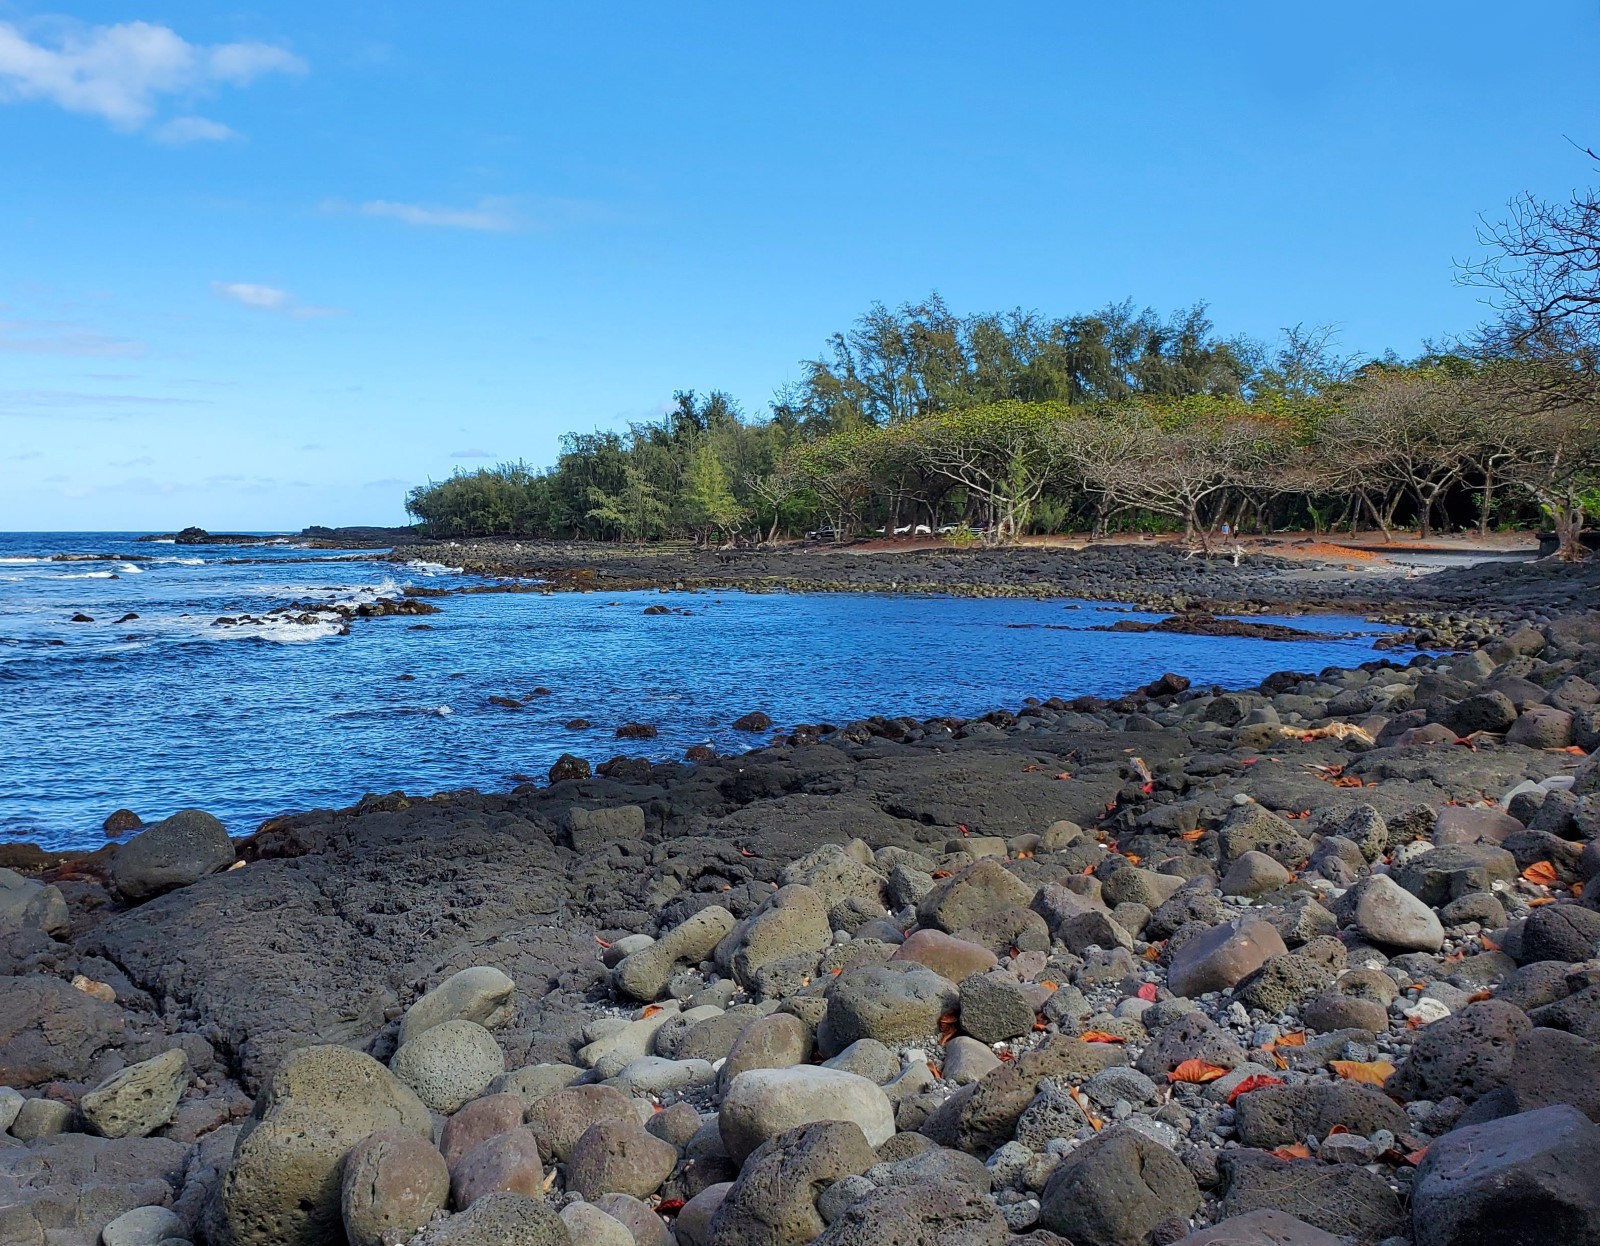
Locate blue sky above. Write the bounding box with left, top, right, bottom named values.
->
left=3, top=1, right=1598, bottom=531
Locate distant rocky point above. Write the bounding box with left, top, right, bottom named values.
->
left=135, top=525, right=419, bottom=549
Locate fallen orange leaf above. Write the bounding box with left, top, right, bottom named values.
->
left=1168, top=1059, right=1229, bottom=1084
left=1271, top=1142, right=1312, bottom=1159
left=1467, top=989, right=1493, bottom=1002
left=1227, top=1074, right=1284, bottom=1104
left=1522, top=860, right=1559, bottom=887
left=1137, top=983, right=1158, bottom=1001
left=641, top=1005, right=663, bottom=1018
left=1179, top=829, right=1205, bottom=841
left=1080, top=1031, right=1127, bottom=1043
left=1329, top=1059, right=1395, bottom=1086
left=1276, top=1030, right=1307, bottom=1047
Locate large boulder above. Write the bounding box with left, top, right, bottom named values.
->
left=342, top=1129, right=451, bottom=1246
left=819, top=964, right=959, bottom=1053
left=719, top=1066, right=895, bottom=1165
left=717, top=885, right=832, bottom=995
left=1039, top=1125, right=1200, bottom=1246
left=1412, top=1105, right=1600, bottom=1246
left=566, top=1117, right=678, bottom=1200
left=1169, top=1210, right=1345, bottom=1246
left=415, top=1191, right=569, bottom=1245
left=525, top=1084, right=637, bottom=1163
left=613, top=906, right=736, bottom=1002
left=814, top=1180, right=1008, bottom=1245
left=214, top=1044, right=433, bottom=1246
left=451, top=1127, right=546, bottom=1209
left=707, top=1121, right=877, bottom=1246
left=0, top=974, right=126, bottom=1086
left=110, top=808, right=235, bottom=902
left=390, top=1019, right=506, bottom=1113
left=80, top=1047, right=190, bottom=1138
left=916, top=859, right=1035, bottom=933
left=397, top=966, right=517, bottom=1046
left=1167, top=919, right=1286, bottom=998
left=0, top=866, right=69, bottom=935
left=1341, top=874, right=1444, bottom=952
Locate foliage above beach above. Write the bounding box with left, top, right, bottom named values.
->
left=408, top=160, right=1600, bottom=557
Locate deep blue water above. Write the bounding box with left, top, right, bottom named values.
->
left=0, top=532, right=1410, bottom=850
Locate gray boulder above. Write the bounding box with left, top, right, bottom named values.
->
left=397, top=966, right=517, bottom=1046
left=1039, top=1124, right=1199, bottom=1246
left=389, top=1019, right=506, bottom=1113
left=342, top=1129, right=451, bottom=1246
left=110, top=809, right=234, bottom=902
left=216, top=1044, right=432, bottom=1246
left=0, top=866, right=69, bottom=935
left=814, top=1179, right=1008, bottom=1245
left=80, top=1047, right=190, bottom=1138
left=719, top=1066, right=895, bottom=1165
left=820, top=964, right=959, bottom=1053
left=613, top=906, right=736, bottom=1002
left=707, top=1120, right=877, bottom=1246
left=1412, top=1104, right=1600, bottom=1246
left=1167, top=918, right=1287, bottom=998
left=416, top=1191, right=569, bottom=1246
left=1342, top=874, right=1444, bottom=952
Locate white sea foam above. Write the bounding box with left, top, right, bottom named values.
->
left=60, top=571, right=115, bottom=579
left=403, top=560, right=463, bottom=577
left=118, top=564, right=143, bottom=573
left=0, top=557, right=47, bottom=564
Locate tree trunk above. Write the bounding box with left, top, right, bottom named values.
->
left=1478, top=469, right=1494, bottom=538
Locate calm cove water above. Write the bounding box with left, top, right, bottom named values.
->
left=1, top=532, right=1411, bottom=850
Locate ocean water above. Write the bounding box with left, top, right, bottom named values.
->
left=0, top=532, right=1412, bottom=850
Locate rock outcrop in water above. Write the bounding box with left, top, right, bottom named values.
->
left=2, top=579, right=1600, bottom=1245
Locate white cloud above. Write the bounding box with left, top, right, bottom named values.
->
left=0, top=18, right=304, bottom=135
left=212, top=282, right=341, bottom=319
left=213, top=281, right=288, bottom=310
left=0, top=318, right=144, bottom=357
left=155, top=115, right=236, bottom=144
left=356, top=197, right=520, bottom=232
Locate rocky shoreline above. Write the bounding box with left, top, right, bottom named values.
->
left=3, top=564, right=1600, bottom=1246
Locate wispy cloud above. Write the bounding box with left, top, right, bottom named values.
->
left=0, top=319, right=144, bottom=357
left=0, top=388, right=210, bottom=420
left=154, top=115, right=236, bottom=144
left=212, top=281, right=342, bottom=320
left=353, top=197, right=520, bottom=232
left=0, top=18, right=305, bottom=138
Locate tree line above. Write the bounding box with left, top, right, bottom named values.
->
left=407, top=161, right=1600, bottom=559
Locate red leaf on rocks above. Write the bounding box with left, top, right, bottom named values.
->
left=1179, top=829, right=1206, bottom=841
left=1142, top=946, right=1162, bottom=962
left=1522, top=860, right=1559, bottom=886
left=655, top=1199, right=685, bottom=1216
left=931, top=870, right=952, bottom=880
left=1404, top=1146, right=1428, bottom=1165
left=1081, top=1031, right=1127, bottom=1043
left=958, top=824, right=971, bottom=836
left=1467, top=989, right=1493, bottom=1002
left=1275, top=1030, right=1307, bottom=1047
left=594, top=936, right=612, bottom=949
left=1227, top=1074, right=1284, bottom=1104
left=739, top=848, right=753, bottom=857
left=1271, top=1143, right=1313, bottom=1160
left=995, top=1048, right=1015, bottom=1062
left=1168, top=1060, right=1228, bottom=1084
left=1327, top=1124, right=1349, bottom=1135
left=641, top=1005, right=663, bottom=1018
left=1137, top=983, right=1158, bottom=1001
